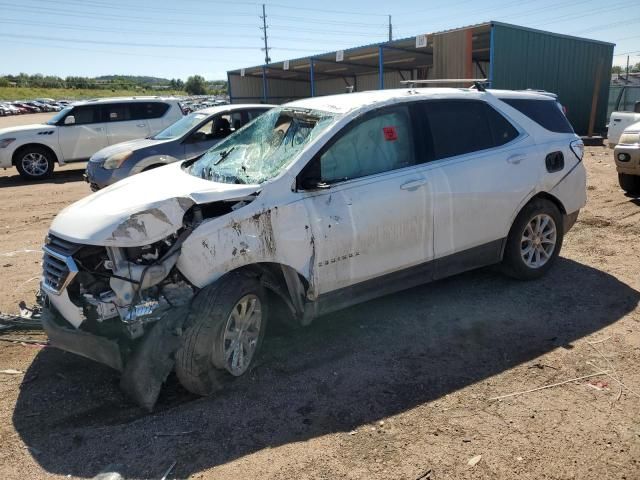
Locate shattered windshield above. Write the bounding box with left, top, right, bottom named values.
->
left=189, top=107, right=336, bottom=185
left=153, top=112, right=209, bottom=140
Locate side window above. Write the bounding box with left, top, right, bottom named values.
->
left=189, top=119, right=215, bottom=142
left=70, top=106, right=103, bottom=125
left=422, top=100, right=494, bottom=160
left=319, top=106, right=415, bottom=183
left=247, top=109, right=268, bottom=121
left=130, top=102, right=170, bottom=120
left=499, top=98, right=574, bottom=134
left=104, top=103, right=131, bottom=122
left=484, top=104, right=519, bottom=146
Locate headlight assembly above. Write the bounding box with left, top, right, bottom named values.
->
left=103, top=150, right=133, bottom=170
left=619, top=132, right=640, bottom=145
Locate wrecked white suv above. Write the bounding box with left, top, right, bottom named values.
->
left=41, top=88, right=586, bottom=409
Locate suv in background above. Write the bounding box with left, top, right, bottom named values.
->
left=0, top=97, right=183, bottom=180
left=40, top=88, right=585, bottom=409
left=85, top=104, right=273, bottom=190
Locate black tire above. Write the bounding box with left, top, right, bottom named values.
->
left=618, top=173, right=640, bottom=195
left=175, top=271, right=268, bottom=396
left=15, top=146, right=55, bottom=180
left=502, top=198, right=564, bottom=280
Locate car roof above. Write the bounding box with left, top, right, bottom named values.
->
left=71, top=96, right=181, bottom=106
left=196, top=103, right=276, bottom=115
left=284, top=88, right=559, bottom=114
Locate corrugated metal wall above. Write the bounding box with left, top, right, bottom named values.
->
left=229, top=74, right=310, bottom=104
left=490, top=23, right=614, bottom=135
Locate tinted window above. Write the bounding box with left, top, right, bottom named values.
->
left=319, top=106, right=415, bottom=183
left=485, top=105, right=519, bottom=146
left=500, top=98, right=574, bottom=133
left=104, top=103, right=131, bottom=122
left=247, top=109, right=268, bottom=121
left=131, top=102, right=170, bottom=120
left=418, top=100, right=518, bottom=160
left=422, top=101, right=493, bottom=160
left=70, top=106, right=103, bottom=125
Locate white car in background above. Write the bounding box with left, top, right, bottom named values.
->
left=0, top=97, right=184, bottom=180
left=40, top=88, right=586, bottom=409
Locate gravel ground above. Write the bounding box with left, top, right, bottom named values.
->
left=0, top=113, right=638, bottom=479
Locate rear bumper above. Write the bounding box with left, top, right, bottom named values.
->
left=614, top=144, right=640, bottom=175
left=563, top=210, right=579, bottom=233
left=41, top=305, right=124, bottom=372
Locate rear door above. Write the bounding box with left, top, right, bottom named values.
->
left=418, top=99, right=537, bottom=262
left=57, top=105, right=109, bottom=161
left=104, top=102, right=150, bottom=145
left=136, top=102, right=171, bottom=133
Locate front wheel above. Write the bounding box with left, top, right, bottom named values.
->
left=502, top=199, right=563, bottom=280
left=175, top=272, right=268, bottom=396
left=15, top=146, right=54, bottom=180
left=618, top=173, right=640, bottom=195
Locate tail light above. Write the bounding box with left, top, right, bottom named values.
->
left=570, top=139, right=584, bottom=161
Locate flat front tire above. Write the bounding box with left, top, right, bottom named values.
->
left=175, top=272, right=268, bottom=396
left=502, top=199, right=564, bottom=280
left=15, top=146, right=54, bottom=180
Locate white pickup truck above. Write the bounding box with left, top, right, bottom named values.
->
left=608, top=86, right=640, bottom=147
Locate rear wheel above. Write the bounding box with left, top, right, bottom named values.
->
left=618, top=173, right=640, bottom=195
left=15, top=146, right=54, bottom=180
left=175, top=272, right=268, bottom=396
left=502, top=199, right=563, bottom=280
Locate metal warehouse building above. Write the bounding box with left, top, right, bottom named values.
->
left=227, top=21, right=614, bottom=135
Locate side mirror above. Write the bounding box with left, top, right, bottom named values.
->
left=299, top=177, right=331, bottom=191
left=64, top=115, right=75, bottom=125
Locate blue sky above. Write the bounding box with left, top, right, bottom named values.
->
left=1, top=0, right=638, bottom=80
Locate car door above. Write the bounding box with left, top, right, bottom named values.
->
left=104, top=103, right=150, bottom=145
left=418, top=99, right=538, bottom=264
left=298, top=104, right=434, bottom=295
left=57, top=105, right=109, bottom=161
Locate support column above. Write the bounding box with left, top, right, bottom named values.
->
left=227, top=72, right=233, bottom=104
left=488, top=24, right=495, bottom=87
left=378, top=46, right=384, bottom=90
left=262, top=66, right=268, bottom=103
left=310, top=58, right=315, bottom=97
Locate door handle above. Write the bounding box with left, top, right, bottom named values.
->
left=94, top=127, right=103, bottom=132
left=136, top=123, right=146, bottom=128
left=400, top=178, right=427, bottom=191
left=506, top=153, right=526, bottom=165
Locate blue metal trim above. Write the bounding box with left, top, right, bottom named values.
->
left=310, top=58, right=315, bottom=97
left=378, top=46, right=384, bottom=90
left=227, top=71, right=233, bottom=104
left=489, top=24, right=495, bottom=88
left=262, top=66, right=268, bottom=103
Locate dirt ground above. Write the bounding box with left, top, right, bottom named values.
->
left=0, top=112, right=638, bottom=479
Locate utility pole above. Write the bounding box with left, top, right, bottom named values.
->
left=626, top=55, right=630, bottom=81
left=260, top=4, right=270, bottom=64
left=388, top=15, right=392, bottom=42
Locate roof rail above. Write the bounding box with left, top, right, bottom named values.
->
left=400, top=78, right=489, bottom=91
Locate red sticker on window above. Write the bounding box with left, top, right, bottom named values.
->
left=383, top=126, right=398, bottom=141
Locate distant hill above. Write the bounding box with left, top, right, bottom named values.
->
left=94, top=75, right=172, bottom=86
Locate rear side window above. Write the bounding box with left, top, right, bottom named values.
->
left=131, top=102, right=170, bottom=120
left=104, top=103, right=131, bottom=122
left=500, top=98, right=574, bottom=133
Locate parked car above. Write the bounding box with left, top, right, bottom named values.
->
left=614, top=120, right=640, bottom=194
left=0, top=97, right=184, bottom=179
left=14, top=102, right=40, bottom=113
left=40, top=88, right=585, bottom=409
left=85, top=104, right=273, bottom=190
left=607, top=86, right=640, bottom=147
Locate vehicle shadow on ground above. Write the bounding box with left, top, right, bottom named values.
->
left=0, top=168, right=85, bottom=187
left=12, top=258, right=639, bottom=478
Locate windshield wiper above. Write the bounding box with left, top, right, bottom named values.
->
left=214, top=146, right=235, bottom=165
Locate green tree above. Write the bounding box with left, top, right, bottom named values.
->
left=612, top=65, right=623, bottom=74
left=185, top=75, right=208, bottom=95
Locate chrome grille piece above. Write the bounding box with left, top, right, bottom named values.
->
left=42, top=235, right=80, bottom=295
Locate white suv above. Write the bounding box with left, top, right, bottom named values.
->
left=0, top=97, right=183, bottom=180
left=40, top=88, right=586, bottom=409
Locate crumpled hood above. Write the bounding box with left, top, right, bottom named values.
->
left=90, top=137, right=171, bottom=162
left=0, top=124, right=54, bottom=137
left=50, top=162, right=260, bottom=247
